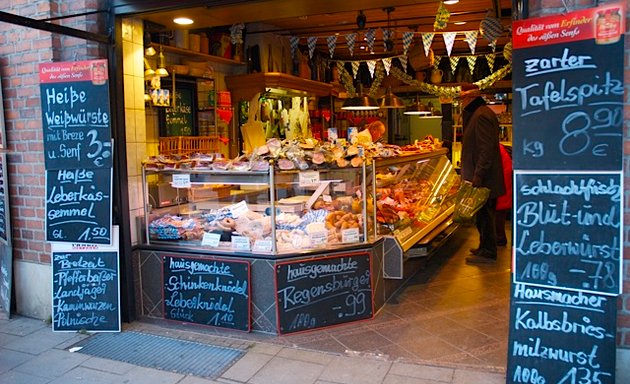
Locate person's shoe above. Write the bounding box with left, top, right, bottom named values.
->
left=466, top=255, right=497, bottom=264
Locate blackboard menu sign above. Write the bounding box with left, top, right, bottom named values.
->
left=39, top=60, right=113, bottom=170
left=162, top=255, right=250, bottom=331
left=46, top=168, right=112, bottom=244
left=0, top=153, right=9, bottom=245
left=513, top=172, right=622, bottom=295
left=511, top=3, right=625, bottom=170
left=0, top=246, right=11, bottom=319
left=52, top=251, right=120, bottom=331
left=275, top=252, right=374, bottom=334
left=507, top=283, right=616, bottom=384
left=163, top=88, right=194, bottom=136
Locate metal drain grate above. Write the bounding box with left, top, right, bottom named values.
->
left=73, top=331, right=244, bottom=378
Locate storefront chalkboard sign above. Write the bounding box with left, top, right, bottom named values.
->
left=46, top=168, right=112, bottom=244
left=275, top=252, right=374, bottom=334
left=162, top=87, right=194, bottom=137
left=507, top=283, right=616, bottom=384
left=0, top=246, right=11, bottom=319
left=511, top=3, right=625, bottom=171
left=0, top=153, right=9, bottom=245
left=39, top=60, right=113, bottom=170
left=513, top=172, right=622, bottom=295
left=52, top=251, right=120, bottom=331
left=162, top=255, right=250, bottom=331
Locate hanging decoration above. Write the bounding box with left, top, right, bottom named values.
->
left=367, top=61, right=385, bottom=97
left=345, top=33, right=357, bottom=56
left=351, top=61, right=360, bottom=79
left=307, top=36, right=318, bottom=58
left=486, top=52, right=496, bottom=71
left=366, top=29, right=376, bottom=53
left=402, top=31, right=414, bottom=55
left=433, top=2, right=451, bottom=30
left=399, top=55, right=408, bottom=71
left=449, top=56, right=459, bottom=74
left=382, top=29, right=393, bottom=51
left=421, top=32, right=435, bottom=57
left=367, top=60, right=376, bottom=78
left=466, top=55, right=477, bottom=74
left=489, top=39, right=497, bottom=52
left=433, top=55, right=442, bottom=70
left=443, top=32, right=457, bottom=56
left=289, top=36, right=299, bottom=59
left=464, top=31, right=478, bottom=55
left=382, top=57, right=392, bottom=75
left=479, top=9, right=504, bottom=42
left=229, top=23, right=245, bottom=45
left=337, top=63, right=357, bottom=96
left=503, top=41, right=512, bottom=63
left=327, top=35, right=337, bottom=58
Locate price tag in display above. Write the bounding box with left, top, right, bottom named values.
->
left=299, top=171, right=320, bottom=187
left=227, top=200, right=248, bottom=218
left=323, top=195, right=332, bottom=203
left=252, top=239, right=273, bottom=252
left=395, top=227, right=413, bottom=241
left=341, top=228, right=360, bottom=244
left=231, top=236, right=251, bottom=251
left=201, top=232, right=221, bottom=247
left=171, top=174, right=191, bottom=188
left=309, top=231, right=328, bottom=247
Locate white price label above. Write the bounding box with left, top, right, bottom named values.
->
left=341, top=227, right=360, bottom=243
left=253, top=239, right=273, bottom=252
left=171, top=174, right=191, bottom=188
left=396, top=227, right=413, bottom=240
left=309, top=231, right=328, bottom=247
left=231, top=236, right=251, bottom=251
left=323, top=195, right=333, bottom=203
left=227, top=200, right=248, bottom=218
left=201, top=232, right=221, bottom=247
left=298, top=171, right=320, bottom=187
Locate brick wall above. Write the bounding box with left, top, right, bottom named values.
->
left=0, top=1, right=108, bottom=265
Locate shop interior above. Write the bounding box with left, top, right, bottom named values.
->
left=121, top=0, right=514, bottom=369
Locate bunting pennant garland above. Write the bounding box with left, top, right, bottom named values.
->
left=352, top=61, right=360, bottom=79
left=466, top=55, right=477, bottom=74
left=382, top=58, right=392, bottom=75
left=449, top=56, right=459, bottom=74
left=366, top=29, right=376, bottom=53
left=327, top=35, right=337, bottom=58
left=443, top=32, right=457, bottom=56
left=433, top=2, right=450, bottom=30
left=464, top=31, right=478, bottom=55
left=307, top=36, right=317, bottom=58
left=382, top=29, right=393, bottom=51
left=489, top=39, right=497, bottom=52
left=289, top=36, right=299, bottom=58
left=402, top=31, right=414, bottom=55
left=399, top=55, right=408, bottom=71
left=434, top=55, right=441, bottom=70
left=486, top=53, right=496, bottom=72
left=229, top=23, right=245, bottom=45
left=421, top=33, right=435, bottom=57
left=503, top=41, right=513, bottom=63
left=345, top=33, right=357, bottom=56
left=367, top=60, right=376, bottom=78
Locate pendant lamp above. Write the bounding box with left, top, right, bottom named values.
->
left=378, top=87, right=405, bottom=109
left=404, top=96, right=431, bottom=116
left=155, top=47, right=169, bottom=77
left=341, top=85, right=379, bottom=111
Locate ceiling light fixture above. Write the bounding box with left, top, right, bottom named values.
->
left=444, top=0, right=459, bottom=4
left=143, top=31, right=156, bottom=56
left=383, top=7, right=395, bottom=52
left=404, top=97, right=431, bottom=116
left=342, top=85, right=379, bottom=111
left=454, top=21, right=467, bottom=25
left=356, top=10, right=367, bottom=30
left=378, top=87, right=405, bottom=109
left=173, top=17, right=194, bottom=25
left=155, top=47, right=169, bottom=77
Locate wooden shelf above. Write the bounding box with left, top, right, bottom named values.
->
left=225, top=72, right=334, bottom=102
left=151, top=43, right=245, bottom=67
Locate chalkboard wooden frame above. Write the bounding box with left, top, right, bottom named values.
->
left=512, top=171, right=623, bottom=296
left=161, top=255, right=251, bottom=332
left=0, top=153, right=10, bottom=246
left=159, top=76, right=198, bottom=137
left=275, top=251, right=375, bottom=335
left=51, top=250, right=121, bottom=332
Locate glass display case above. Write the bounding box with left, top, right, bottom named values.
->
left=371, top=150, right=460, bottom=253
left=141, top=163, right=375, bottom=256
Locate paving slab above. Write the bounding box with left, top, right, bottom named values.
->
left=12, top=348, right=90, bottom=379
left=318, top=356, right=392, bottom=384
left=249, top=356, right=325, bottom=384
left=0, top=348, right=32, bottom=374
left=48, top=366, right=121, bottom=384
left=0, top=370, right=52, bottom=384
left=220, top=351, right=273, bottom=382
left=389, top=362, right=454, bottom=382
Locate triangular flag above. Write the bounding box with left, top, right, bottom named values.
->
left=486, top=53, right=496, bottom=71
left=289, top=36, right=299, bottom=58
left=466, top=56, right=477, bottom=74
left=421, top=33, right=435, bottom=57
left=402, top=31, right=414, bottom=55
left=443, top=32, right=457, bottom=56
left=382, top=58, right=392, bottom=75
left=382, top=29, right=393, bottom=51
left=489, top=39, right=497, bottom=52
left=366, top=29, right=376, bottom=53
left=433, top=1, right=450, bottom=30
left=367, top=60, right=376, bottom=78
left=464, top=31, right=478, bottom=55
left=327, top=35, right=337, bottom=58
left=345, top=33, right=357, bottom=57
left=352, top=61, right=360, bottom=79
left=307, top=36, right=317, bottom=58
left=450, top=56, right=459, bottom=74
left=399, top=55, right=408, bottom=71
left=434, top=55, right=441, bottom=70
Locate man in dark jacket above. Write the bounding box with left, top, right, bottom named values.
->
left=459, top=83, right=505, bottom=263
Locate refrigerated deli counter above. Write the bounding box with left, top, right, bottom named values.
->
left=132, top=148, right=459, bottom=333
